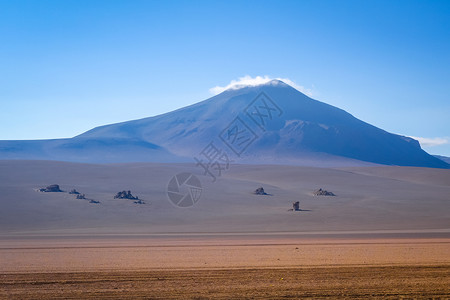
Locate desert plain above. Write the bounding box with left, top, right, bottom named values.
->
left=0, top=160, right=449, bottom=298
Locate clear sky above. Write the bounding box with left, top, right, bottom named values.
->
left=1, top=0, right=449, bottom=156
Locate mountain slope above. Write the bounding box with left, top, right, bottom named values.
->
left=0, top=80, right=448, bottom=168
left=78, top=80, right=448, bottom=168
left=0, top=138, right=181, bottom=163
left=434, top=155, right=450, bottom=164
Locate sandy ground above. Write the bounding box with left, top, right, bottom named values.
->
left=0, top=160, right=449, bottom=234
left=1, top=161, right=449, bottom=298
left=0, top=235, right=449, bottom=299
left=0, top=236, right=449, bottom=273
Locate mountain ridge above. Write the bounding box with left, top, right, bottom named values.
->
left=0, top=80, right=448, bottom=168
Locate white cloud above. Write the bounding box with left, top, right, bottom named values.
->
left=209, top=75, right=313, bottom=96
left=409, top=136, right=450, bottom=147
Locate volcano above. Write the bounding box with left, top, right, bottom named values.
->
left=0, top=80, right=448, bottom=168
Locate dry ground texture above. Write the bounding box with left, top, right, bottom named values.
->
left=1, top=161, right=449, bottom=234
left=0, top=236, right=449, bottom=299
left=1, top=266, right=449, bottom=299
left=0, top=161, right=449, bottom=298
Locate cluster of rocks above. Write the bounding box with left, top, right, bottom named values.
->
left=114, top=190, right=139, bottom=200
left=39, top=185, right=145, bottom=205
left=251, top=186, right=335, bottom=212
left=73, top=191, right=99, bottom=203
left=114, top=190, right=145, bottom=204
left=70, top=189, right=89, bottom=200
left=38, top=184, right=100, bottom=204
left=39, top=184, right=63, bottom=193
left=313, top=188, right=335, bottom=196
left=254, top=187, right=268, bottom=195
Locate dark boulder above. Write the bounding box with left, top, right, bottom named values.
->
left=114, top=190, right=139, bottom=200
left=254, top=187, right=268, bottom=195
left=39, top=184, right=63, bottom=192
left=69, top=189, right=80, bottom=194
left=313, top=188, right=335, bottom=196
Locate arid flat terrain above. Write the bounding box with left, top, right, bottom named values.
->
left=1, top=161, right=449, bottom=235
left=2, top=266, right=449, bottom=299
left=0, top=161, right=449, bottom=298
left=0, top=234, right=449, bottom=299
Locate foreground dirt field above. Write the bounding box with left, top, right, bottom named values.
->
left=1, top=266, right=449, bottom=299
left=1, top=236, right=450, bottom=272
left=1, top=235, right=449, bottom=299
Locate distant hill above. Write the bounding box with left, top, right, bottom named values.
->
left=0, top=138, right=181, bottom=163
left=434, top=155, right=450, bottom=164
left=0, top=80, right=448, bottom=168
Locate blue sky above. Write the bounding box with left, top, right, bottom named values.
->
left=1, top=0, right=449, bottom=155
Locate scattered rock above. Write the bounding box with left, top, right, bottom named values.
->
left=254, top=187, right=268, bottom=195
left=313, top=188, right=335, bottom=196
left=293, top=201, right=300, bottom=211
left=39, top=184, right=63, bottom=192
left=134, top=199, right=145, bottom=204
left=76, top=194, right=86, bottom=199
left=114, top=190, right=139, bottom=200
left=69, top=189, right=80, bottom=195
left=89, top=199, right=100, bottom=204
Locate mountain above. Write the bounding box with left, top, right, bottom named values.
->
left=434, top=155, right=450, bottom=164
left=0, top=138, right=180, bottom=163
left=0, top=80, right=448, bottom=168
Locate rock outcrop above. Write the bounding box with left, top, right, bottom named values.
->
left=254, top=187, right=268, bottom=195
left=313, top=188, right=335, bottom=196
left=114, top=190, right=139, bottom=200
left=39, top=184, right=63, bottom=192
